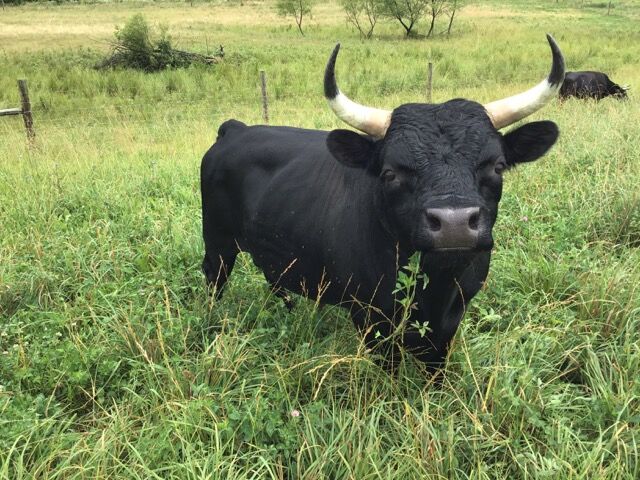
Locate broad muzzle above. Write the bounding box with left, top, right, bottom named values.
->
left=423, top=207, right=482, bottom=251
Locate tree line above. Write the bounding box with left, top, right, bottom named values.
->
left=277, top=0, right=464, bottom=38
left=1, top=0, right=461, bottom=39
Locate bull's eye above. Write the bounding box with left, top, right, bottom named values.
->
left=381, top=170, right=396, bottom=183
left=494, top=162, right=507, bottom=175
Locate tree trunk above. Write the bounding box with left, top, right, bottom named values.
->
left=427, top=10, right=436, bottom=37
left=296, top=9, right=305, bottom=36
left=447, top=0, right=457, bottom=35
left=406, top=20, right=415, bottom=37
left=366, top=7, right=377, bottom=39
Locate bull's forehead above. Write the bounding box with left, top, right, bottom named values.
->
left=383, top=100, right=498, bottom=170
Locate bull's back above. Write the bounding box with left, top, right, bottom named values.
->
left=205, top=120, right=331, bottom=171
left=561, top=71, right=612, bottom=99
left=201, top=121, right=332, bottom=234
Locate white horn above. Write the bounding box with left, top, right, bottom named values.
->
left=324, top=44, right=392, bottom=139
left=484, top=34, right=566, bottom=129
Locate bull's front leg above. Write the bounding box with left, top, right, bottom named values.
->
left=350, top=308, right=402, bottom=373
left=403, top=253, right=491, bottom=374
left=403, top=332, right=453, bottom=386
left=401, top=302, right=463, bottom=375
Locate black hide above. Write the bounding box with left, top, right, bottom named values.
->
left=201, top=102, right=559, bottom=373
left=560, top=71, right=628, bottom=100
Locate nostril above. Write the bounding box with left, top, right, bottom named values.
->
left=468, top=211, right=480, bottom=231
left=425, top=212, right=442, bottom=232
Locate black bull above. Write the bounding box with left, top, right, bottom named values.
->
left=201, top=37, right=565, bottom=373
left=560, top=71, right=628, bottom=100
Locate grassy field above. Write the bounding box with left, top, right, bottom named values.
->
left=1, top=1, right=639, bottom=478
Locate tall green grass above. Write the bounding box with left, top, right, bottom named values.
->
left=1, top=1, right=639, bottom=478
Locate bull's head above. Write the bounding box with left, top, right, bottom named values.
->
left=325, top=35, right=565, bottom=254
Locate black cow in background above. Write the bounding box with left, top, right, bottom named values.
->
left=201, top=35, right=566, bottom=374
left=560, top=71, right=629, bottom=100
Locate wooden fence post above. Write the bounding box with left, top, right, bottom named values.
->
left=259, top=70, right=269, bottom=124
left=426, top=62, right=433, bottom=104
left=0, top=79, right=36, bottom=147
left=17, top=79, right=36, bottom=145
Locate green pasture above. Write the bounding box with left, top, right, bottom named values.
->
left=1, top=1, right=639, bottom=478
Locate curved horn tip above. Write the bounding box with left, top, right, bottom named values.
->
left=545, top=33, right=565, bottom=87
left=324, top=43, right=341, bottom=99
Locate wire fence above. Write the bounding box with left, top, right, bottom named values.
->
left=0, top=106, right=343, bottom=136
left=1, top=62, right=596, bottom=144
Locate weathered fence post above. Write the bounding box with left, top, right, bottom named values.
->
left=259, top=70, right=269, bottom=124
left=427, top=62, right=433, bottom=104
left=0, top=79, right=36, bottom=147
left=18, top=79, right=36, bottom=145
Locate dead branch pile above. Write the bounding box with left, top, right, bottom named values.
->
left=95, top=14, right=224, bottom=72
left=96, top=44, right=224, bottom=71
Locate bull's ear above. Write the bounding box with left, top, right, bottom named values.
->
left=503, top=121, right=559, bottom=165
left=327, top=129, right=376, bottom=169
